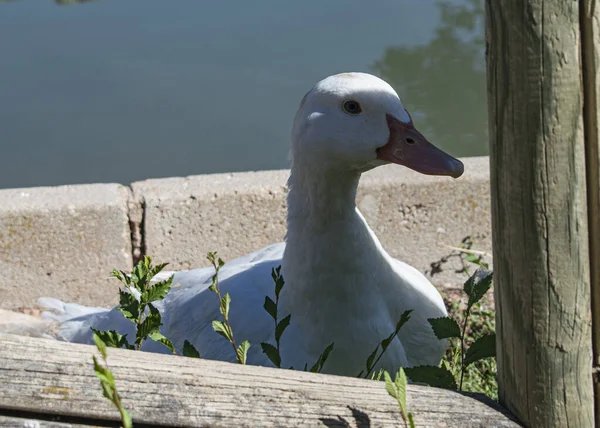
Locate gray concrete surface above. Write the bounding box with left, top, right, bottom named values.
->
left=0, top=184, right=132, bottom=309
left=134, top=156, right=491, bottom=289
left=0, top=157, right=491, bottom=311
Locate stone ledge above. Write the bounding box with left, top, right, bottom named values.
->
left=133, top=156, right=491, bottom=287
left=0, top=157, right=491, bottom=310
left=0, top=184, right=132, bottom=309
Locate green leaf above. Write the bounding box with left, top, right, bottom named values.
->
left=220, top=293, right=231, bottom=318
left=143, top=276, right=173, bottom=303
left=92, top=356, right=115, bottom=390
left=404, top=365, right=457, bottom=390
left=182, top=340, right=200, bottom=358
left=147, top=262, right=169, bottom=281
left=408, top=413, right=415, bottom=428
left=465, top=253, right=489, bottom=269
left=212, top=320, right=232, bottom=342
left=275, top=314, right=291, bottom=344
left=91, top=329, right=132, bottom=350
left=260, top=342, right=281, bottom=367
left=463, top=269, right=493, bottom=308
left=132, top=261, right=147, bottom=286
left=365, top=345, right=379, bottom=373
left=263, top=296, right=277, bottom=320
left=395, top=309, right=413, bottom=332
left=380, top=332, right=396, bottom=353
left=236, top=340, right=251, bottom=365
left=309, top=342, right=334, bottom=373
left=428, top=317, right=461, bottom=340
left=371, top=368, right=385, bottom=381
left=111, top=269, right=123, bottom=282
left=121, top=408, right=133, bottom=428
left=135, top=305, right=163, bottom=345
left=148, top=331, right=176, bottom=354
left=394, top=367, right=408, bottom=416
left=272, top=265, right=285, bottom=299
left=464, top=333, right=496, bottom=366
left=207, top=252, right=217, bottom=264
left=383, top=370, right=397, bottom=398
left=117, top=289, right=140, bottom=322
left=382, top=310, right=413, bottom=351
left=93, top=333, right=107, bottom=359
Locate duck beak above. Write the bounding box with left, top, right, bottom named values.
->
left=377, top=114, right=464, bottom=178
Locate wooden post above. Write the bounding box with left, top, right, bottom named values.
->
left=486, top=1, right=597, bottom=426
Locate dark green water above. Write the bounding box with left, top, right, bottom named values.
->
left=0, top=0, right=486, bottom=189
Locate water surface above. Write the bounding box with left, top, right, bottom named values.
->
left=0, top=0, right=486, bottom=189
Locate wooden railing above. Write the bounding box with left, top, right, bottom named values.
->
left=0, top=333, right=518, bottom=427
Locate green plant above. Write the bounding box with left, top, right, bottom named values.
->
left=207, top=252, right=250, bottom=364
left=384, top=367, right=415, bottom=428
left=428, top=235, right=490, bottom=278
left=260, top=265, right=335, bottom=373
left=304, top=342, right=335, bottom=373
left=454, top=299, right=497, bottom=400
left=260, top=266, right=290, bottom=368
left=405, top=268, right=495, bottom=392
left=92, top=333, right=132, bottom=428
left=455, top=235, right=490, bottom=276
left=358, top=310, right=412, bottom=379
left=91, top=255, right=200, bottom=357
left=92, top=256, right=176, bottom=353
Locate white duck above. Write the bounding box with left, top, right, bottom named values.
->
left=41, top=72, right=464, bottom=376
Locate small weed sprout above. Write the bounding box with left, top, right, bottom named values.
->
left=384, top=367, right=415, bottom=428
left=207, top=252, right=250, bottom=364
left=405, top=268, right=495, bottom=392
left=92, top=256, right=176, bottom=353
left=260, top=265, right=335, bottom=372
left=305, top=342, right=335, bottom=373
left=260, top=266, right=290, bottom=368
left=92, top=333, right=132, bottom=428
left=358, top=310, right=412, bottom=379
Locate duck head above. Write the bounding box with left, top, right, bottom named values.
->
left=291, top=72, right=464, bottom=178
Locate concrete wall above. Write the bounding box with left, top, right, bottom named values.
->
left=0, top=157, right=491, bottom=310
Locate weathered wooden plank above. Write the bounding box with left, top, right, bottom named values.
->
left=486, top=0, right=595, bottom=427
left=0, top=334, right=519, bottom=427
left=0, top=415, right=93, bottom=427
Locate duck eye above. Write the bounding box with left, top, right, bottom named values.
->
left=342, top=100, right=362, bottom=115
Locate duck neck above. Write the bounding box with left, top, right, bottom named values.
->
left=286, top=164, right=360, bottom=228
left=282, top=162, right=390, bottom=303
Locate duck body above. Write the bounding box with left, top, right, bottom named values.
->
left=42, top=72, right=463, bottom=376
left=50, top=236, right=447, bottom=376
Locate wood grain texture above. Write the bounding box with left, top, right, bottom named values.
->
left=0, top=415, right=92, bottom=427
left=486, top=0, right=595, bottom=426
left=0, top=334, right=519, bottom=428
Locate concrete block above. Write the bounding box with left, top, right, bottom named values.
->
left=358, top=156, right=492, bottom=288
left=132, top=170, right=289, bottom=270
left=134, top=157, right=491, bottom=289
left=0, top=184, right=133, bottom=309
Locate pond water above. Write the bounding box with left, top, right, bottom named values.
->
left=0, top=0, right=486, bottom=189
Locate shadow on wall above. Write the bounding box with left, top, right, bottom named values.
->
left=372, top=0, right=487, bottom=157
